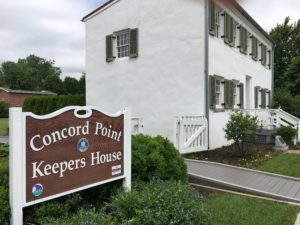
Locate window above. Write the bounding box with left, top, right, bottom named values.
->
left=116, top=30, right=130, bottom=58
left=239, top=26, right=248, bottom=54
left=224, top=12, right=235, bottom=47
left=209, top=0, right=221, bottom=37
left=260, top=44, right=267, bottom=65
left=251, top=36, right=258, bottom=60
left=210, top=75, right=224, bottom=110
left=255, top=87, right=270, bottom=109
left=215, top=79, right=221, bottom=106
left=106, top=28, right=139, bottom=62
left=210, top=76, right=244, bottom=110
left=233, top=83, right=241, bottom=108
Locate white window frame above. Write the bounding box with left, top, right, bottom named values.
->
left=233, top=83, right=240, bottom=109
left=215, top=6, right=221, bottom=37
left=114, top=29, right=130, bottom=59
left=258, top=89, right=262, bottom=108
left=215, top=78, right=224, bottom=109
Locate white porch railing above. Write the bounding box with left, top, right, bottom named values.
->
left=175, top=116, right=208, bottom=154
left=243, top=108, right=300, bottom=142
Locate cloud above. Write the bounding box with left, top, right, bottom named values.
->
left=239, top=0, right=300, bottom=32
left=0, top=0, right=299, bottom=79
left=0, top=0, right=104, bottom=79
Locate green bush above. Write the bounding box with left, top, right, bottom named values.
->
left=0, top=186, right=9, bottom=225
left=50, top=209, right=115, bottom=225
left=277, top=126, right=298, bottom=145
left=132, top=134, right=187, bottom=182
left=224, top=112, right=261, bottom=156
left=0, top=161, right=9, bottom=225
left=106, top=180, right=211, bottom=225
left=0, top=102, right=9, bottom=118
left=0, top=144, right=9, bottom=157
left=23, top=95, right=85, bottom=115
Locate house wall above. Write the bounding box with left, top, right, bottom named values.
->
left=208, top=1, right=273, bottom=149
left=85, top=0, right=206, bottom=141
left=0, top=91, right=50, bottom=107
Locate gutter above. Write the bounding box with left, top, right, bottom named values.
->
left=204, top=0, right=210, bottom=150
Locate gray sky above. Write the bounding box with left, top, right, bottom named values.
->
left=0, top=0, right=299, bottom=79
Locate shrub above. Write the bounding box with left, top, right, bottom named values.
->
left=0, top=160, right=9, bottom=225
left=23, top=95, right=85, bottom=115
left=0, top=102, right=9, bottom=118
left=224, top=112, right=261, bottom=156
left=50, top=209, right=115, bottom=225
left=0, top=186, right=9, bottom=225
left=132, top=134, right=187, bottom=182
left=277, top=126, right=298, bottom=145
left=106, top=180, right=211, bottom=225
left=0, top=144, right=9, bottom=158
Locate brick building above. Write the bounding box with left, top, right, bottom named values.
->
left=0, top=87, right=56, bottom=107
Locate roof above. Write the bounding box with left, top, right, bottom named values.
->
left=81, top=0, right=274, bottom=45
left=0, top=87, right=56, bottom=96
left=81, top=0, right=115, bottom=22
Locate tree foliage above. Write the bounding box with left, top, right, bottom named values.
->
left=224, top=112, right=261, bottom=155
left=0, top=55, right=85, bottom=95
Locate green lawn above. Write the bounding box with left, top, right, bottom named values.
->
left=206, top=194, right=299, bottom=225
left=257, top=153, right=300, bottom=178
left=0, top=118, right=8, bottom=135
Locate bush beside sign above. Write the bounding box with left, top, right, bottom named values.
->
left=9, top=106, right=131, bottom=225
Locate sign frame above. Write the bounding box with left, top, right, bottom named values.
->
left=9, top=106, right=131, bottom=225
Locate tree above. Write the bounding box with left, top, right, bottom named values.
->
left=78, top=74, right=86, bottom=95
left=224, top=112, right=261, bottom=156
left=270, top=17, right=300, bottom=89
left=284, top=56, right=300, bottom=95
left=0, top=54, right=62, bottom=91
left=63, top=76, right=80, bottom=95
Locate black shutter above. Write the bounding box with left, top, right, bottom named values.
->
left=130, top=29, right=138, bottom=58
left=261, top=89, right=266, bottom=108
left=239, top=83, right=244, bottom=109
left=210, top=76, right=216, bottom=109
left=254, top=86, right=260, bottom=108
left=106, top=35, right=114, bottom=62
left=209, top=0, right=216, bottom=35
left=224, top=79, right=230, bottom=109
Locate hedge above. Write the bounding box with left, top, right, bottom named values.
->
left=23, top=94, right=85, bottom=115
left=0, top=102, right=9, bottom=118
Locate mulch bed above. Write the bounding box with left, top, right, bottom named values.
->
left=185, top=143, right=277, bottom=168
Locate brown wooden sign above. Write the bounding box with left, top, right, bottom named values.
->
left=22, top=107, right=131, bottom=205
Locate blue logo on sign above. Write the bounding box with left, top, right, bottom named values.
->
left=32, top=183, right=43, bottom=197
left=77, top=138, right=89, bottom=152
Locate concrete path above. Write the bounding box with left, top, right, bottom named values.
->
left=186, top=159, right=300, bottom=203
left=0, top=135, right=9, bottom=144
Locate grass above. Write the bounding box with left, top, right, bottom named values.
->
left=0, top=118, right=8, bottom=136
left=257, top=153, right=300, bottom=178
left=206, top=193, right=299, bottom=225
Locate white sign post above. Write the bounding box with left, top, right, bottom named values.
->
left=9, top=106, right=131, bottom=225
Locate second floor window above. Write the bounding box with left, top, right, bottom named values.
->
left=251, top=36, right=258, bottom=60
left=224, top=12, right=235, bottom=47
left=116, top=30, right=130, bottom=58
left=261, top=44, right=267, bottom=65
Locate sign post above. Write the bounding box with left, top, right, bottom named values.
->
left=9, top=106, right=131, bottom=224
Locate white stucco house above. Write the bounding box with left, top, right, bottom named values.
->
left=82, top=0, right=300, bottom=153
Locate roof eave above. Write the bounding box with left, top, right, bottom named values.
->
left=81, top=0, right=116, bottom=22
left=232, top=1, right=275, bottom=45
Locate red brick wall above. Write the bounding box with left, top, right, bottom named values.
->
left=0, top=90, right=47, bottom=107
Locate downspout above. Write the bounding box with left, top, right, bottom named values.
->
left=204, top=0, right=210, bottom=150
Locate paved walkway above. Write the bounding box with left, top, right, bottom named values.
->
left=0, top=135, right=8, bottom=144
left=287, top=150, right=300, bottom=154
left=186, top=159, right=300, bottom=203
